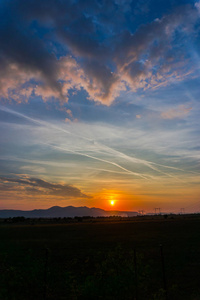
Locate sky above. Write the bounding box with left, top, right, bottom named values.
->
left=0, top=0, right=200, bottom=213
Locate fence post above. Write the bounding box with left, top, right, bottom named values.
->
left=134, top=248, right=138, bottom=300
left=160, top=244, right=167, bottom=300
left=43, top=248, right=49, bottom=300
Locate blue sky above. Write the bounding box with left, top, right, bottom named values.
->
left=0, top=0, right=200, bottom=212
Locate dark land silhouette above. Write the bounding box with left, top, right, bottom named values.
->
left=1, top=213, right=200, bottom=299
left=0, top=205, right=138, bottom=218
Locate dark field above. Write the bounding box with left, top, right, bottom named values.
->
left=1, top=215, right=200, bottom=300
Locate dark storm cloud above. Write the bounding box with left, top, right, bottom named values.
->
left=0, top=1, right=63, bottom=97
left=0, top=176, right=90, bottom=198
left=0, top=0, right=199, bottom=104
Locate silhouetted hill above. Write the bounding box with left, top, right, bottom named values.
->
left=0, top=206, right=138, bottom=218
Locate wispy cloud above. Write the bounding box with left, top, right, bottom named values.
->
left=161, top=105, right=192, bottom=119
left=1, top=105, right=197, bottom=181
left=0, top=176, right=90, bottom=198
left=44, top=143, right=149, bottom=180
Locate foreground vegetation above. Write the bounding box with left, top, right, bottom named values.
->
left=0, top=214, right=200, bottom=299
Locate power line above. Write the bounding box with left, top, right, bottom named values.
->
left=154, top=208, right=161, bottom=215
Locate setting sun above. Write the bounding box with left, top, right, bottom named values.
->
left=110, top=200, right=115, bottom=206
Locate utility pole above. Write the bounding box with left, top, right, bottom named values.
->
left=180, top=208, right=185, bottom=214
left=154, top=208, right=161, bottom=215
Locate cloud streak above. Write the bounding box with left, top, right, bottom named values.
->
left=0, top=176, right=90, bottom=198
left=1, top=105, right=197, bottom=181
left=161, top=105, right=192, bottom=119
left=44, top=143, right=149, bottom=180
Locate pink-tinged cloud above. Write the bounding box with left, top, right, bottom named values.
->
left=0, top=1, right=199, bottom=105
left=161, top=105, right=192, bottom=119
left=66, top=109, right=73, bottom=118
left=65, top=118, right=71, bottom=123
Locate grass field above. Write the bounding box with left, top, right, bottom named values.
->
left=0, top=215, right=200, bottom=300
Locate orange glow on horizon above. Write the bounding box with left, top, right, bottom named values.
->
left=92, top=189, right=144, bottom=211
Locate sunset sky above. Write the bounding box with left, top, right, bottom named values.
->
left=0, top=0, right=200, bottom=213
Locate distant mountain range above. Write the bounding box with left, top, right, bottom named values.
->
left=0, top=206, right=138, bottom=218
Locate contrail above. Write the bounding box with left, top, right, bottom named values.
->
left=0, top=155, right=151, bottom=178
left=93, top=141, right=188, bottom=172
left=85, top=167, right=164, bottom=180
left=0, top=105, right=197, bottom=179
left=91, top=142, right=189, bottom=181
left=42, top=142, right=149, bottom=180
left=0, top=105, right=90, bottom=140
left=86, top=166, right=144, bottom=175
